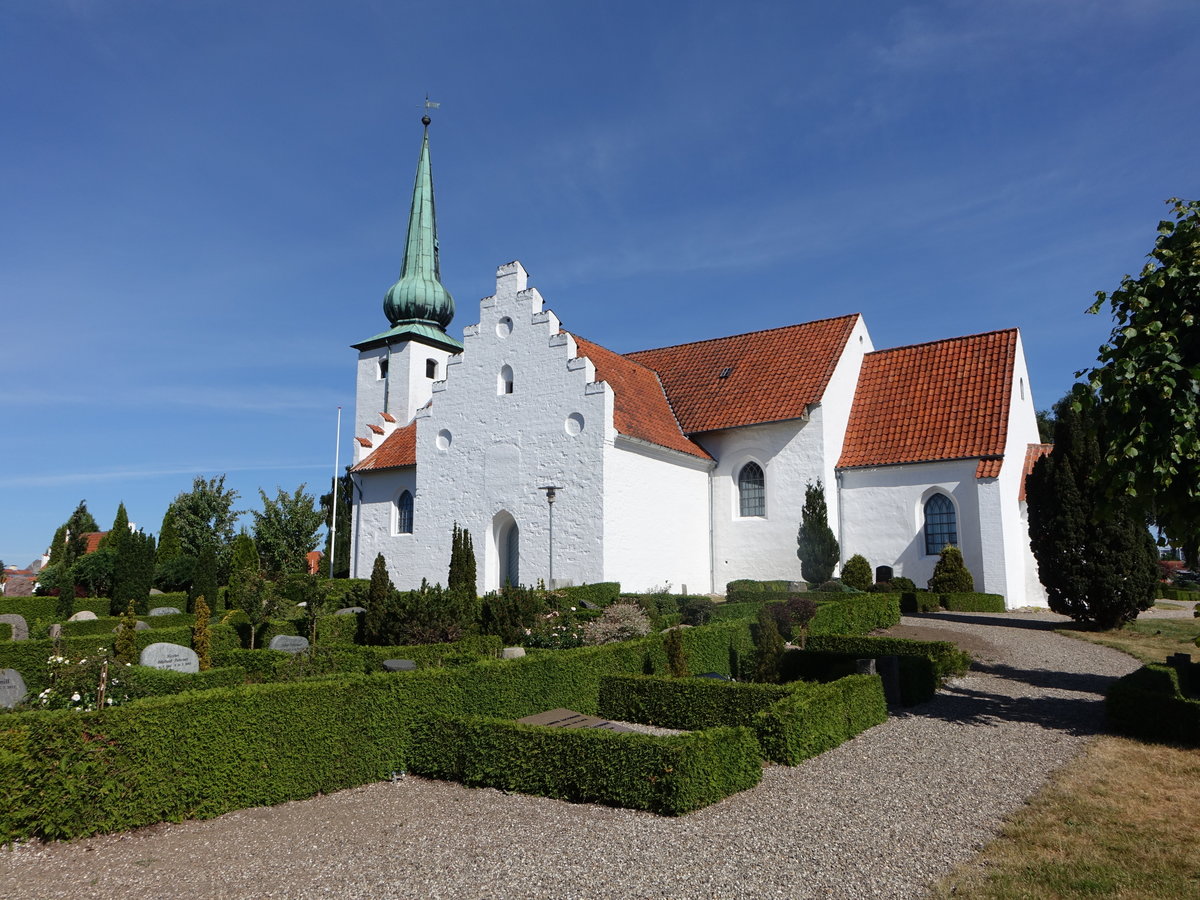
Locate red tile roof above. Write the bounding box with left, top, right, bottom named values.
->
left=352, top=421, right=417, bottom=472
left=626, top=315, right=860, bottom=433
left=571, top=335, right=711, bottom=459
left=368, top=424, right=385, bottom=435
left=380, top=412, right=397, bottom=423
left=1019, top=443, right=1054, bottom=500
left=83, top=532, right=107, bottom=554
left=838, top=329, right=1018, bottom=473
left=306, top=550, right=323, bottom=575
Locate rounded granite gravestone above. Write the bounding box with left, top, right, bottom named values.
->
left=67, top=610, right=98, bottom=622
left=0, top=669, right=28, bottom=708
left=140, top=642, right=200, bottom=674
left=268, top=635, right=310, bottom=654
left=382, top=659, right=417, bottom=672
left=0, top=614, right=29, bottom=641
left=501, top=647, right=526, bottom=660
left=148, top=607, right=182, bottom=616
left=334, top=607, right=367, bottom=616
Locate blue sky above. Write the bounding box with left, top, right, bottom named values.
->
left=2, top=0, right=1197, bottom=568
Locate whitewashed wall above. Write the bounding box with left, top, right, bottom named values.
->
left=603, top=437, right=712, bottom=593
left=353, top=339, right=454, bottom=460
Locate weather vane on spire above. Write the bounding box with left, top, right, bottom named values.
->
left=421, top=94, right=440, bottom=126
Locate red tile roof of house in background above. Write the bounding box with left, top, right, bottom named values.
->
left=837, top=329, right=1018, bottom=473
left=1019, top=442, right=1054, bottom=500
left=306, top=550, right=323, bottom=575
left=83, top=532, right=108, bottom=554
left=626, top=315, right=860, bottom=434
left=571, top=335, right=711, bottom=459
left=352, top=421, right=417, bottom=472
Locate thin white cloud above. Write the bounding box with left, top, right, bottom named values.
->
left=0, top=461, right=326, bottom=490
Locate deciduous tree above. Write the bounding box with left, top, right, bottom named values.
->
left=1083, top=198, right=1200, bottom=566
left=170, top=475, right=240, bottom=567
left=252, top=485, right=324, bottom=578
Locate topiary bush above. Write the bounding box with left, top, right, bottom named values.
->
left=928, top=546, right=975, bottom=593
left=841, top=555, right=872, bottom=592
left=583, top=603, right=652, bottom=645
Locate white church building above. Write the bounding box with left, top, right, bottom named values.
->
left=348, top=118, right=1049, bottom=608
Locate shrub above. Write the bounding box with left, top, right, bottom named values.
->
left=813, top=580, right=860, bottom=594
left=114, top=603, right=138, bottom=665
left=664, top=628, right=689, bottom=677
left=797, top=480, right=839, bottom=584
left=841, top=555, right=872, bottom=591
left=1107, top=664, right=1200, bottom=745
left=551, top=583, right=621, bottom=607
left=928, top=546, right=974, bottom=593
left=679, top=597, right=715, bottom=626
left=890, top=576, right=917, bottom=593
left=938, top=592, right=1005, bottom=612
left=900, top=592, right=944, bottom=614
left=481, top=583, right=546, bottom=645
left=584, top=603, right=652, bottom=645
left=192, top=597, right=213, bottom=671
left=752, top=605, right=784, bottom=684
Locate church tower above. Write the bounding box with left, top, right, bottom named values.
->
left=351, top=114, right=462, bottom=459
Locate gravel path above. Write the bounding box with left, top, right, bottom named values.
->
left=0, top=611, right=1142, bottom=900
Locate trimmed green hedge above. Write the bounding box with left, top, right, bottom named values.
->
left=1159, top=587, right=1200, bottom=602
left=120, top=666, right=247, bottom=699
left=1107, top=664, right=1200, bottom=745
left=0, top=624, right=10, bottom=641
left=409, top=713, right=761, bottom=816
left=900, top=592, right=1006, bottom=613
left=0, top=598, right=110, bottom=621
left=599, top=675, right=791, bottom=729
left=725, top=589, right=792, bottom=605
left=791, top=635, right=970, bottom=705
left=709, top=595, right=901, bottom=637
left=725, top=579, right=792, bottom=594
left=0, top=626, right=242, bottom=694
left=552, top=583, right=621, bottom=606
left=147, top=592, right=190, bottom=610
left=754, top=676, right=886, bottom=765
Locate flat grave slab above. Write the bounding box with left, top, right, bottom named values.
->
left=140, top=642, right=200, bottom=673
left=0, top=669, right=27, bottom=708
left=518, top=708, right=633, bottom=733
left=0, top=614, right=29, bottom=641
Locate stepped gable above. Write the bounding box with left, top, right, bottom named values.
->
left=838, top=329, right=1018, bottom=473
left=570, top=335, right=710, bottom=460
left=626, top=315, right=859, bottom=434
left=352, top=421, right=417, bottom=472
left=1019, top=442, right=1054, bottom=500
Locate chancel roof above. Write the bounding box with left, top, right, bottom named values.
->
left=837, top=329, right=1018, bottom=473
left=351, top=421, right=416, bottom=472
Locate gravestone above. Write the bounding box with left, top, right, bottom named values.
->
left=876, top=655, right=901, bottom=705
left=518, top=708, right=633, bottom=733
left=67, top=610, right=98, bottom=622
left=112, top=621, right=151, bottom=633
left=0, top=669, right=27, bottom=708
left=788, top=581, right=808, bottom=592
left=268, top=635, right=309, bottom=654
left=579, top=600, right=598, bottom=610
left=334, top=607, right=366, bottom=616
left=140, top=642, right=200, bottom=674
left=148, top=607, right=181, bottom=616
left=501, top=647, right=526, bottom=660
left=855, top=658, right=877, bottom=676
left=0, top=614, right=29, bottom=641
left=48, top=624, right=63, bottom=641
left=382, top=659, right=417, bottom=672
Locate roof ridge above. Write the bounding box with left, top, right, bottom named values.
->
left=625, top=313, right=861, bottom=357
left=869, top=327, right=1018, bottom=357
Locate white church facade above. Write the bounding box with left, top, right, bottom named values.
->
left=348, top=119, right=1049, bottom=608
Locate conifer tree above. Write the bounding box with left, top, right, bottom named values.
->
left=157, top=507, right=183, bottom=562
left=226, top=530, right=259, bottom=611
left=1026, top=391, right=1158, bottom=629
left=664, top=627, right=690, bottom=677
left=462, top=528, right=477, bottom=599
left=192, top=596, right=212, bottom=670
left=99, top=502, right=129, bottom=551
left=189, top=543, right=219, bottom=615
left=796, top=480, right=839, bottom=584
left=111, top=530, right=156, bottom=615
left=447, top=523, right=477, bottom=600
left=842, top=554, right=872, bottom=591
left=752, top=604, right=785, bottom=684
left=114, top=602, right=139, bottom=665
left=365, top=553, right=394, bottom=645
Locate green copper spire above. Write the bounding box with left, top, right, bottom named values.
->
left=382, top=115, right=456, bottom=331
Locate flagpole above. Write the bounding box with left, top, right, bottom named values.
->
left=329, top=406, right=342, bottom=580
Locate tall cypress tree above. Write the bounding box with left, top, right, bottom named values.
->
left=462, top=528, right=477, bottom=600
left=365, top=553, right=394, bottom=645
left=111, top=530, right=156, bottom=616
left=99, top=502, right=129, bottom=551
left=189, top=543, right=220, bottom=615
left=157, top=507, right=183, bottom=562
left=1026, top=390, right=1158, bottom=629
left=796, top=480, right=839, bottom=584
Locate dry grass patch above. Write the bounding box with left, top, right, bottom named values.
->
left=932, top=736, right=1200, bottom=899
left=1059, top=618, right=1200, bottom=665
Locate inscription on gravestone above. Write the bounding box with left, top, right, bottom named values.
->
left=0, top=614, right=29, bottom=641
left=518, top=708, right=633, bottom=733
left=148, top=607, right=182, bottom=616
left=268, top=635, right=309, bottom=654
left=140, top=642, right=200, bottom=674
left=0, top=669, right=27, bottom=708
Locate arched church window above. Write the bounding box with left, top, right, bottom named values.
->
left=924, top=493, right=956, bottom=555
left=397, top=490, right=414, bottom=535
left=498, top=365, right=514, bottom=395
left=738, top=462, right=765, bottom=517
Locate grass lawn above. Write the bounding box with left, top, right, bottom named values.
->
left=932, top=617, right=1200, bottom=899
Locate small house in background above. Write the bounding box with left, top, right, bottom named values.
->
left=306, top=551, right=323, bottom=576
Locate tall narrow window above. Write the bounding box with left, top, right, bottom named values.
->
left=738, top=462, right=765, bottom=517
left=426, top=359, right=438, bottom=379
left=498, top=365, right=514, bottom=395
left=924, top=493, right=956, bottom=555
left=378, top=358, right=389, bottom=380
left=397, top=490, right=414, bottom=534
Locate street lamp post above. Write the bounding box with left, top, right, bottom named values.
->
left=538, top=485, right=563, bottom=589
